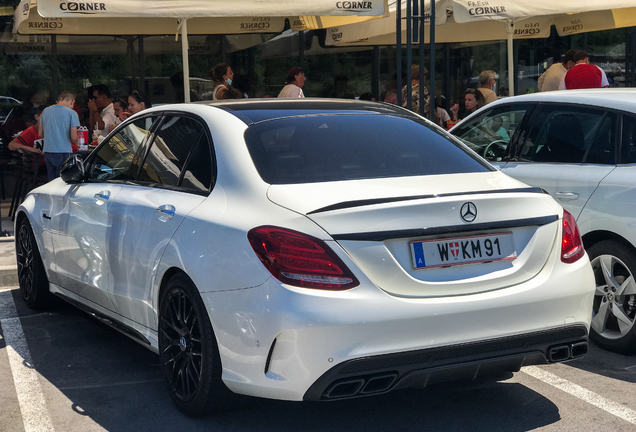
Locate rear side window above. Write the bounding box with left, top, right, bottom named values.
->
left=138, top=116, right=212, bottom=192
left=244, top=114, right=490, bottom=184
left=181, top=136, right=213, bottom=192
left=515, top=105, right=615, bottom=164
left=621, top=115, right=636, bottom=164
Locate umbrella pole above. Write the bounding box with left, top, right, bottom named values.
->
left=397, top=2, right=402, bottom=106
left=506, top=20, right=514, bottom=96
left=181, top=18, right=191, bottom=103
left=51, top=35, right=59, bottom=98
left=429, top=0, right=435, bottom=123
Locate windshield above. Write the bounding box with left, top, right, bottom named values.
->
left=244, top=114, right=491, bottom=185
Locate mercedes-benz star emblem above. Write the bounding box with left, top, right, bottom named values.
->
left=460, top=202, right=477, bottom=222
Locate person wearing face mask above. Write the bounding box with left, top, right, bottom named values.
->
left=478, top=70, right=498, bottom=105
left=211, top=63, right=236, bottom=100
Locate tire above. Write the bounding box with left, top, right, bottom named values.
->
left=16, top=217, right=50, bottom=309
left=158, top=274, right=234, bottom=416
left=587, top=240, right=636, bottom=354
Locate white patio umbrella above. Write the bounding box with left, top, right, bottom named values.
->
left=327, top=11, right=552, bottom=45
left=445, top=1, right=636, bottom=94
left=327, top=0, right=636, bottom=94
left=17, top=0, right=389, bottom=100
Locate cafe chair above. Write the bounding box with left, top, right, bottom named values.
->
left=9, top=151, right=44, bottom=221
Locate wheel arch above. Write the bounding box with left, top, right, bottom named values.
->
left=14, top=209, right=30, bottom=230
left=157, top=266, right=190, bottom=303
left=156, top=267, right=216, bottom=326
left=582, top=230, right=636, bottom=255
left=14, top=209, right=45, bottom=263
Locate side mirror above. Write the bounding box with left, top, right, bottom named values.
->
left=60, top=154, right=86, bottom=183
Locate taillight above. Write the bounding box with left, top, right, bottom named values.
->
left=561, top=210, right=584, bottom=263
left=248, top=226, right=359, bottom=290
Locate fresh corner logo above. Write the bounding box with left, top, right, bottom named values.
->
left=514, top=22, right=541, bottom=36
left=28, top=18, right=64, bottom=29
left=240, top=17, right=271, bottom=30
left=562, top=18, right=584, bottom=34
left=335, top=2, right=374, bottom=12
left=467, top=1, right=506, bottom=17
left=59, top=1, right=107, bottom=13
left=330, top=27, right=343, bottom=42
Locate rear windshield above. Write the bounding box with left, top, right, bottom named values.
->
left=244, top=114, right=491, bottom=184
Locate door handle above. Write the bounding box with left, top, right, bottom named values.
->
left=94, top=191, right=111, bottom=205
left=554, top=192, right=579, bottom=201
left=156, top=205, right=176, bottom=222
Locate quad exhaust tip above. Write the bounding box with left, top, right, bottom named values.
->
left=324, top=373, right=398, bottom=399
left=548, top=341, right=588, bottom=362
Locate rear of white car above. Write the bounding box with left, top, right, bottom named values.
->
left=192, top=104, right=595, bottom=401
left=200, top=176, right=593, bottom=401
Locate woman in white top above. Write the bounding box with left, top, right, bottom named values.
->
left=211, top=63, right=235, bottom=100
left=278, top=67, right=306, bottom=98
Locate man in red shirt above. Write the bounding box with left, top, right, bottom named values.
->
left=8, top=106, right=45, bottom=164
left=559, top=50, right=610, bottom=90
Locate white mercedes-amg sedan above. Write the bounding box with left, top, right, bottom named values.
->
left=16, top=99, right=594, bottom=416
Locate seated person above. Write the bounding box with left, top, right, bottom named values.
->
left=8, top=106, right=46, bottom=158
left=483, top=116, right=510, bottom=142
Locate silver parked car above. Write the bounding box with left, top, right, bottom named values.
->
left=451, top=89, right=636, bottom=354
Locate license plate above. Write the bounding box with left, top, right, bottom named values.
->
left=410, top=232, right=516, bottom=270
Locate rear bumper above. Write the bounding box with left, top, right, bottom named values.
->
left=304, top=326, right=588, bottom=400
left=201, top=253, right=594, bottom=401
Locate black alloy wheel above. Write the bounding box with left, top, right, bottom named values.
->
left=158, top=274, right=232, bottom=416
left=16, top=218, right=49, bottom=309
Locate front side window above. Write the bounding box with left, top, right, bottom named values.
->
left=452, top=104, right=532, bottom=161
left=87, top=117, right=158, bottom=181
left=514, top=105, right=615, bottom=164
left=244, top=114, right=491, bottom=185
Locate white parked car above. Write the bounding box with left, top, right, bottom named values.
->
left=16, top=99, right=594, bottom=416
left=451, top=89, right=636, bottom=355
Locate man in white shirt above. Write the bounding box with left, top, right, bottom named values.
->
left=538, top=49, right=577, bottom=92
left=88, top=84, right=118, bottom=139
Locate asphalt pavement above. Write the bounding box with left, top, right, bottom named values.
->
left=0, top=237, right=17, bottom=287
left=0, top=198, right=17, bottom=287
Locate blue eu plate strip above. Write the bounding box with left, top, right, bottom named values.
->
left=413, top=242, right=425, bottom=269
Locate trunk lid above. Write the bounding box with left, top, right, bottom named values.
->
left=267, top=172, right=563, bottom=297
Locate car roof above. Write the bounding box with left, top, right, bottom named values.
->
left=486, top=88, right=636, bottom=113
left=192, top=98, right=416, bottom=124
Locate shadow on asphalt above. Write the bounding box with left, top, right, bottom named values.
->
left=565, top=340, right=636, bottom=384
left=8, top=289, right=562, bottom=432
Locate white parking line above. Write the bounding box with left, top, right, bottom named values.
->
left=0, top=290, right=55, bottom=432
left=522, top=366, right=636, bottom=426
